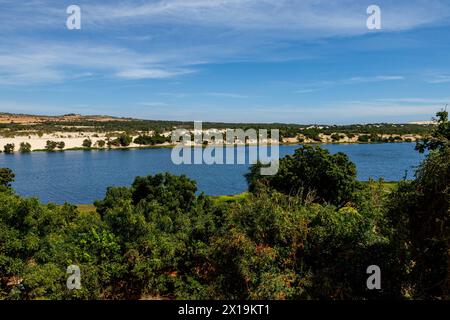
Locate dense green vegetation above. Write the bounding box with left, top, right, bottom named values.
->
left=19, top=142, right=31, bottom=153
left=134, top=133, right=171, bottom=146
left=0, top=112, right=432, bottom=141
left=45, top=141, right=65, bottom=151
left=246, top=145, right=358, bottom=206
left=3, top=143, right=14, bottom=154
left=0, top=111, right=448, bottom=300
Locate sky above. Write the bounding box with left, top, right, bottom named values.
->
left=0, top=0, right=450, bottom=124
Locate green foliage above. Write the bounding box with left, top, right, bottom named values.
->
left=246, top=145, right=358, bottom=207
left=0, top=112, right=433, bottom=139
left=82, top=139, right=92, bottom=148
left=134, top=133, right=169, bottom=146
left=45, top=141, right=65, bottom=151
left=96, top=140, right=106, bottom=148
left=388, top=110, right=450, bottom=298
left=19, top=142, right=31, bottom=153
left=416, top=109, right=450, bottom=153
left=303, top=129, right=321, bottom=142
left=358, top=135, right=370, bottom=143
left=1, top=171, right=383, bottom=300
left=0, top=168, right=15, bottom=187
left=3, top=143, right=14, bottom=154
left=388, top=148, right=450, bottom=298
left=331, top=133, right=341, bottom=142
left=107, top=134, right=133, bottom=148
left=204, top=188, right=397, bottom=299
left=118, top=134, right=132, bottom=147
left=131, top=173, right=197, bottom=208
left=0, top=118, right=448, bottom=300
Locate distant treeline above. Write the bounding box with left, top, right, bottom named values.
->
left=0, top=118, right=433, bottom=139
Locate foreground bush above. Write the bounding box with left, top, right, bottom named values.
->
left=0, top=171, right=401, bottom=300
left=246, top=145, right=358, bottom=207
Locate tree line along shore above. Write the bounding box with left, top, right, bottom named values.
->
left=0, top=112, right=434, bottom=153
left=0, top=130, right=427, bottom=153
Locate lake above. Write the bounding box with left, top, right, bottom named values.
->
left=0, top=143, right=425, bottom=204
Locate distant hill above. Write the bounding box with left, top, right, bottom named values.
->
left=0, top=112, right=134, bottom=124
left=0, top=112, right=435, bottom=140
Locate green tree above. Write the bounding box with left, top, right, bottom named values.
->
left=82, top=139, right=92, bottom=148
left=388, top=110, right=450, bottom=298
left=134, top=133, right=168, bottom=146
left=96, top=140, right=106, bottom=148
left=19, top=142, right=31, bottom=153
left=118, top=134, right=132, bottom=147
left=131, top=173, right=197, bottom=208
left=3, top=143, right=14, bottom=154
left=416, top=109, right=450, bottom=153
left=45, top=140, right=58, bottom=151
left=57, top=141, right=65, bottom=150
left=246, top=145, right=358, bottom=207
left=358, top=135, right=370, bottom=143
left=331, top=133, right=341, bottom=142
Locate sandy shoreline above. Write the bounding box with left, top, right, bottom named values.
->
left=0, top=131, right=423, bottom=153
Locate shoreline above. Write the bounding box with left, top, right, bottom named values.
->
left=0, top=140, right=420, bottom=154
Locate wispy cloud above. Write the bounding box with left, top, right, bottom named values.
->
left=0, top=40, right=197, bottom=84
left=375, top=97, right=450, bottom=104
left=138, top=102, right=169, bottom=107
left=427, top=74, right=450, bottom=83
left=116, top=68, right=194, bottom=79
left=0, top=1, right=449, bottom=86
left=296, top=75, right=405, bottom=93
left=204, top=92, right=251, bottom=99
left=85, top=0, right=450, bottom=34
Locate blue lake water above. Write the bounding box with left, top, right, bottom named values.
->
left=0, top=143, right=425, bottom=204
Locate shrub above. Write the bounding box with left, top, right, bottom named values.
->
left=19, top=142, right=31, bottom=153
left=358, top=135, right=370, bottom=143
left=134, top=134, right=168, bottom=146
left=331, top=133, right=341, bottom=142
left=387, top=110, right=450, bottom=298
left=82, top=139, right=92, bottom=148
left=246, top=145, right=358, bottom=207
left=3, top=143, right=14, bottom=154
left=96, top=140, right=106, bottom=148
left=0, top=168, right=14, bottom=187
left=45, top=141, right=58, bottom=151
left=118, top=134, right=132, bottom=147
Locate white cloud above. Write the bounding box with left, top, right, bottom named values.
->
left=116, top=68, right=194, bottom=79
left=295, top=75, right=404, bottom=93
left=427, top=75, right=450, bottom=83
left=0, top=41, right=197, bottom=84
left=85, top=0, right=450, bottom=34
left=0, top=0, right=448, bottom=87
left=375, top=97, right=450, bottom=104
left=138, top=102, right=168, bottom=107
left=205, top=92, right=251, bottom=98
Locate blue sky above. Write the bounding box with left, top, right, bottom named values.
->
left=0, top=0, right=450, bottom=124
